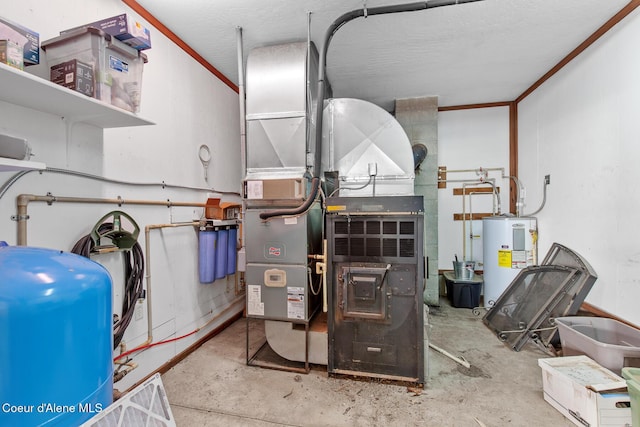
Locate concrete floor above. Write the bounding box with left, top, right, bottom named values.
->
left=162, top=298, right=574, bottom=426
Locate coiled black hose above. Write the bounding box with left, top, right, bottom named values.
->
left=71, top=222, right=145, bottom=349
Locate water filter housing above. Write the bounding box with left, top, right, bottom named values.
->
left=482, top=215, right=537, bottom=307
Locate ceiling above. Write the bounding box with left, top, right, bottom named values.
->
left=135, top=0, right=630, bottom=110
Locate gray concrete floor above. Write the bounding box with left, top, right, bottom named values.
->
left=162, top=298, right=574, bottom=426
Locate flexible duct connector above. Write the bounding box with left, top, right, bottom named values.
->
left=259, top=177, right=320, bottom=220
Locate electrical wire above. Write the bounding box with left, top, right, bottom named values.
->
left=71, top=221, right=145, bottom=349
left=328, top=175, right=373, bottom=197
left=113, top=329, right=199, bottom=362
left=0, top=166, right=241, bottom=201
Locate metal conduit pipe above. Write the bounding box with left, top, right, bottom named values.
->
left=261, top=0, right=485, bottom=220
left=237, top=26, right=247, bottom=187
left=313, top=0, right=486, bottom=183
left=15, top=193, right=205, bottom=245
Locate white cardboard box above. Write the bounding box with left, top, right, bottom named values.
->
left=538, top=355, right=632, bottom=427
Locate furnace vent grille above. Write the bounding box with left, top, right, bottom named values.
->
left=333, top=219, right=416, bottom=259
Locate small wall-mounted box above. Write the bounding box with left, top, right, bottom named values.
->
left=205, top=198, right=241, bottom=220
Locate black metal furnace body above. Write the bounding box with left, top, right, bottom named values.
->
left=326, top=196, right=425, bottom=384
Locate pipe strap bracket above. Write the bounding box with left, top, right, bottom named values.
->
left=11, top=214, right=30, bottom=221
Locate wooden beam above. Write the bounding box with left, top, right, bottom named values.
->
left=509, top=102, right=518, bottom=214
left=438, top=101, right=511, bottom=112
left=580, top=302, right=640, bottom=329
left=438, top=166, right=447, bottom=189
left=516, top=0, right=640, bottom=103
left=453, top=213, right=493, bottom=221
left=453, top=187, right=499, bottom=196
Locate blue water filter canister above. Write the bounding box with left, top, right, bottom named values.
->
left=215, top=226, right=229, bottom=279
left=0, top=246, right=113, bottom=427
left=198, top=228, right=217, bottom=283
left=227, top=226, right=238, bottom=275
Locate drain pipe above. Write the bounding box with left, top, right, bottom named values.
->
left=15, top=194, right=205, bottom=245
left=313, top=0, right=486, bottom=196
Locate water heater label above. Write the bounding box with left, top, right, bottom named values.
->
left=511, top=250, right=527, bottom=269
left=498, top=250, right=512, bottom=268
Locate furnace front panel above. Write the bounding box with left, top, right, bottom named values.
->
left=326, top=196, right=424, bottom=384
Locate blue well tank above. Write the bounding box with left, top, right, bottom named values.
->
left=0, top=246, right=113, bottom=426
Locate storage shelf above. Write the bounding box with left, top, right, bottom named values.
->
left=0, top=157, right=46, bottom=172
left=0, top=63, right=154, bottom=128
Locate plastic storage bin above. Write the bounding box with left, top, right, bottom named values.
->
left=42, top=27, right=146, bottom=113
left=443, top=271, right=482, bottom=309
left=555, top=316, right=640, bottom=375
left=622, top=367, right=640, bottom=427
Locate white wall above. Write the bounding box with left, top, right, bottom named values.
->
left=518, top=9, right=640, bottom=326
left=437, top=106, right=511, bottom=270
left=0, top=0, right=243, bottom=391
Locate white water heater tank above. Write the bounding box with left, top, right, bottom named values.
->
left=482, top=216, right=537, bottom=307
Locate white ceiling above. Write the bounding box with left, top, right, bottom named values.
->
left=136, top=0, right=630, bottom=110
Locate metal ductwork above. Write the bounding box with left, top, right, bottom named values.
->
left=322, top=98, right=416, bottom=197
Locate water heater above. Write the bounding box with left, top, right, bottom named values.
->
left=482, top=216, right=537, bottom=307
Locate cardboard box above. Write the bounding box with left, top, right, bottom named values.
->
left=50, top=59, right=94, bottom=98
left=0, top=17, right=39, bottom=65
left=0, top=39, right=23, bottom=70
left=538, top=355, right=632, bottom=427
left=204, top=199, right=241, bottom=220
left=63, top=14, right=151, bottom=51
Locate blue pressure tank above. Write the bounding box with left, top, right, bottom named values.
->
left=0, top=246, right=113, bottom=426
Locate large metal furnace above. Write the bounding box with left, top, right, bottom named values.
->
left=325, top=196, right=424, bottom=383
left=241, top=40, right=425, bottom=383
